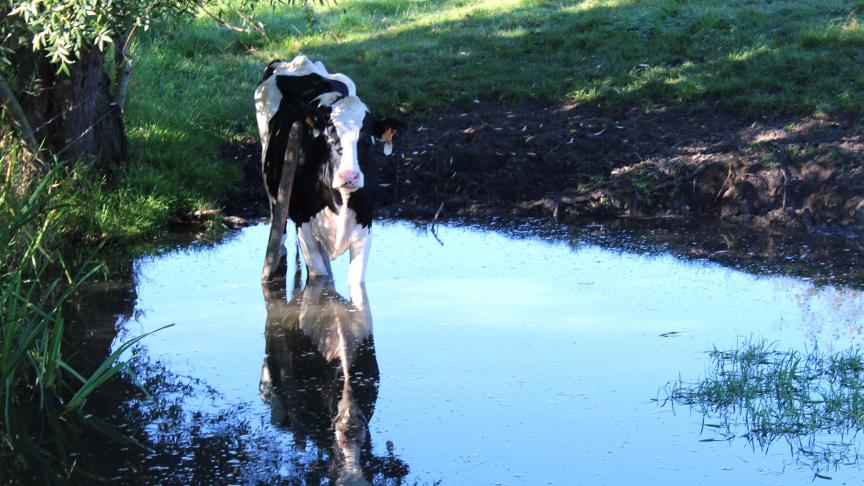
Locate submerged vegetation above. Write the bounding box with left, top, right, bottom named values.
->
left=663, top=338, right=864, bottom=476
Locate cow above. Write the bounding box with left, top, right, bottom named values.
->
left=254, top=55, right=404, bottom=284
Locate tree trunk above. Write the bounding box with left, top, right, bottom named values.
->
left=15, top=44, right=128, bottom=168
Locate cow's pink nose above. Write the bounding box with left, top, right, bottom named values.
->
left=335, top=170, right=362, bottom=189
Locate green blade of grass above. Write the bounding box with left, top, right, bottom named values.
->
left=62, top=324, right=174, bottom=414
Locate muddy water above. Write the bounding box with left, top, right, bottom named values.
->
left=107, top=221, right=864, bottom=484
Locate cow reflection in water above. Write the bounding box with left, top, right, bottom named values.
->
left=260, top=276, right=407, bottom=484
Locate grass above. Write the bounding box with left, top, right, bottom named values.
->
left=233, top=0, right=864, bottom=116
left=662, top=338, right=864, bottom=475
left=0, top=150, right=162, bottom=482
left=84, top=0, right=864, bottom=241
left=62, top=24, right=253, bottom=242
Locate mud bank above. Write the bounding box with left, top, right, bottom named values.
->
left=223, top=102, right=864, bottom=236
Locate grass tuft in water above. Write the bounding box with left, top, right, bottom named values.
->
left=662, top=338, right=864, bottom=474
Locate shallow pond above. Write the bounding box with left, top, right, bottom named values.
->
left=102, top=221, right=864, bottom=484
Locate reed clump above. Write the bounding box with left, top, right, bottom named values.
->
left=663, top=338, right=864, bottom=475
left=0, top=145, right=148, bottom=483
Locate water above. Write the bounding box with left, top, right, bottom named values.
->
left=103, top=221, right=864, bottom=484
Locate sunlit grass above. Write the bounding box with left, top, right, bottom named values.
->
left=65, top=25, right=252, bottom=242
left=212, top=0, right=864, bottom=116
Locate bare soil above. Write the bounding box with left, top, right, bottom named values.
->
left=222, top=102, right=864, bottom=236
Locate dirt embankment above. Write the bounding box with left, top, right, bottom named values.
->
left=224, top=103, right=864, bottom=236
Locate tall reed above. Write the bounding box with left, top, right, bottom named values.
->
left=0, top=145, right=148, bottom=483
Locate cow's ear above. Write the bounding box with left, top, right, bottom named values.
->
left=371, top=118, right=407, bottom=156
left=262, top=60, right=282, bottom=83
left=304, top=105, right=332, bottom=138
left=372, top=118, right=407, bottom=139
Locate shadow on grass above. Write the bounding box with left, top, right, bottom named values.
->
left=113, top=1, right=864, bottom=238
left=243, top=0, right=864, bottom=118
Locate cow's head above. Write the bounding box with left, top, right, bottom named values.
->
left=257, top=56, right=405, bottom=194
left=307, top=96, right=405, bottom=194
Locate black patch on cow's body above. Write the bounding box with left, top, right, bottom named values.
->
left=264, top=104, right=304, bottom=201
left=276, top=74, right=348, bottom=108
left=263, top=74, right=348, bottom=199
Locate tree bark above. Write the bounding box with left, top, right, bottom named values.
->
left=14, top=43, right=128, bottom=168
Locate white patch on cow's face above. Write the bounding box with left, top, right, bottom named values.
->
left=329, top=96, right=369, bottom=191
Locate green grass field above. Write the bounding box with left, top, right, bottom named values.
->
left=101, top=0, right=864, bottom=240
left=241, top=0, right=864, bottom=116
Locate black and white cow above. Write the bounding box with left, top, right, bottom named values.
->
left=254, top=55, right=403, bottom=284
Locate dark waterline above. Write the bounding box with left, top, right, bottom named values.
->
left=75, top=220, right=864, bottom=484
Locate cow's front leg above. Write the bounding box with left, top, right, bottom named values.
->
left=347, top=230, right=371, bottom=286
left=298, top=224, right=331, bottom=278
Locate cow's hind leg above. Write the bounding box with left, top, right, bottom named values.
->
left=262, top=122, right=301, bottom=282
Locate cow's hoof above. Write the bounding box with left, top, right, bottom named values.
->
left=261, top=268, right=284, bottom=283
